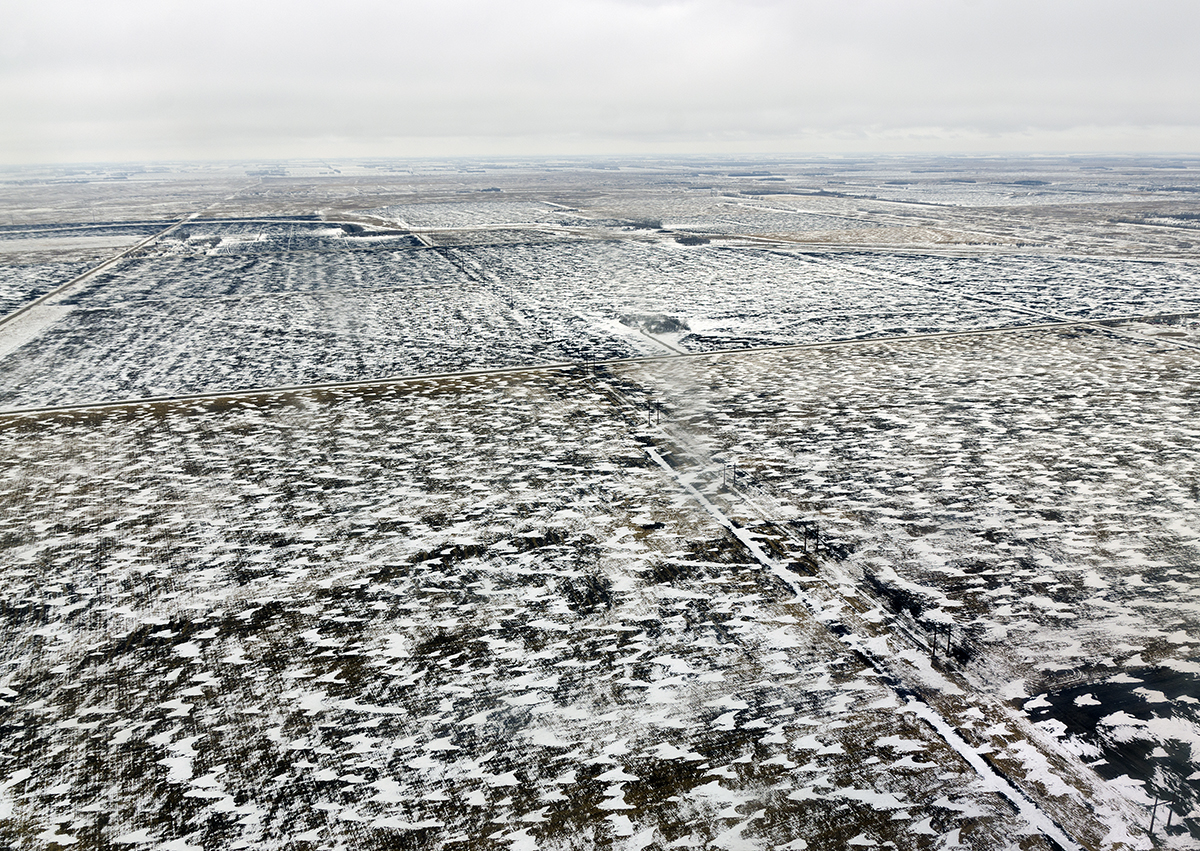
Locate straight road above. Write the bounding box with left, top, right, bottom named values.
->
left=0, top=214, right=195, bottom=331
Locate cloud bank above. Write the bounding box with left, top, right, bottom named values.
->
left=3, top=0, right=1199, bottom=162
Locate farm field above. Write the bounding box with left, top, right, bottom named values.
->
left=0, top=369, right=1117, bottom=851
left=2, top=227, right=1199, bottom=409
left=0, top=155, right=1198, bottom=850
left=628, top=327, right=1200, bottom=817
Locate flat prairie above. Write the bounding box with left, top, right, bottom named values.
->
left=0, top=155, right=1198, bottom=850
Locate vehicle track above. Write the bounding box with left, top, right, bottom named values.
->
left=577, top=369, right=1147, bottom=848
left=639, top=441, right=1089, bottom=851
left=582, top=364, right=1150, bottom=849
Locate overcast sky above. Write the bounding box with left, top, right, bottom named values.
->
left=3, top=0, right=1200, bottom=164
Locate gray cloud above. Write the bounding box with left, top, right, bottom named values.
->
left=3, top=0, right=1199, bottom=162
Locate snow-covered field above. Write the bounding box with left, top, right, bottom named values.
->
left=1, top=157, right=1198, bottom=849
left=0, top=222, right=173, bottom=323
left=367, top=200, right=612, bottom=230
left=627, top=326, right=1200, bottom=817
left=0, top=366, right=1144, bottom=850
left=836, top=254, right=1200, bottom=322
left=0, top=262, right=90, bottom=319
left=827, top=182, right=1138, bottom=208
left=3, top=230, right=1199, bottom=410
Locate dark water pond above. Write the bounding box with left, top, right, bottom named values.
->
left=1026, top=665, right=1200, bottom=839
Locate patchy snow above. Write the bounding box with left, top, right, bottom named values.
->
left=0, top=367, right=1113, bottom=849
left=1, top=161, right=1191, bottom=849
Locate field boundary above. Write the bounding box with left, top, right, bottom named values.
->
left=3, top=312, right=1193, bottom=419
left=0, top=215, right=195, bottom=331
